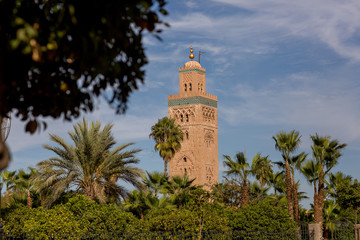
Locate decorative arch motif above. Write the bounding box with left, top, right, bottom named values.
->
left=204, top=130, right=214, bottom=147
left=206, top=165, right=214, bottom=183
left=175, top=155, right=194, bottom=177
left=202, top=106, right=215, bottom=122
left=172, top=107, right=195, bottom=123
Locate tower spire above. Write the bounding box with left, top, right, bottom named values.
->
left=189, top=45, right=195, bottom=60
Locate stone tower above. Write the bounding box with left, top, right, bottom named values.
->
left=168, top=46, right=219, bottom=188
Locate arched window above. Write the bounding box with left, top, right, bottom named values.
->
left=184, top=84, right=187, bottom=91
left=183, top=157, right=187, bottom=162
left=184, top=168, right=187, bottom=175
left=198, top=83, right=200, bottom=90
left=186, top=114, right=189, bottom=122
left=186, top=132, right=189, bottom=139
left=180, top=114, right=183, bottom=122
left=189, top=83, right=192, bottom=91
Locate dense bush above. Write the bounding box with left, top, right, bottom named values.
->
left=225, top=200, right=297, bottom=233
left=64, top=195, right=141, bottom=232
left=3, top=205, right=80, bottom=239
left=3, top=195, right=141, bottom=237
left=145, top=208, right=230, bottom=232
left=2, top=196, right=296, bottom=238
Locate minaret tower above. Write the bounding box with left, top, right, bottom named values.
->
left=168, top=46, right=219, bottom=188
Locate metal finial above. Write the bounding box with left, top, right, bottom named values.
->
left=189, top=45, right=194, bottom=60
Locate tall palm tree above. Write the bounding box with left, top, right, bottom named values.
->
left=223, top=152, right=252, bottom=207
left=272, top=130, right=301, bottom=220
left=251, top=153, right=273, bottom=189
left=310, top=134, right=346, bottom=227
left=301, top=159, right=321, bottom=222
left=0, top=170, right=16, bottom=205
left=286, top=152, right=307, bottom=223
left=149, top=117, right=183, bottom=176
left=36, top=119, right=144, bottom=208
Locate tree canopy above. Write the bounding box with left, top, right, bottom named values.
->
left=0, top=0, right=168, bottom=131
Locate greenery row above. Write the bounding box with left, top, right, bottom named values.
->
left=1, top=196, right=297, bottom=239
left=0, top=118, right=359, bottom=239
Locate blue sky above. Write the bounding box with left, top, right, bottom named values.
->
left=6, top=0, right=360, bottom=208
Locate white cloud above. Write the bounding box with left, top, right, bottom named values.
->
left=211, top=0, right=360, bottom=61
left=166, top=0, right=360, bottom=62
left=185, top=1, right=197, bottom=8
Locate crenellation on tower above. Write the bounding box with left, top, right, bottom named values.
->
left=168, top=46, right=219, bottom=189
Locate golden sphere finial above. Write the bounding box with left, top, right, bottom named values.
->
left=189, top=45, right=194, bottom=60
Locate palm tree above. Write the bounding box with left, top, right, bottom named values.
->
left=0, top=170, right=16, bottom=205
left=287, top=152, right=307, bottom=223
left=272, top=130, right=301, bottom=220
left=223, top=152, right=252, bottom=207
left=323, top=200, right=340, bottom=240
left=143, top=171, right=168, bottom=197
left=249, top=181, right=270, bottom=203
left=13, top=168, right=38, bottom=208
left=310, top=134, right=346, bottom=227
left=149, top=117, right=183, bottom=176
left=267, top=171, right=286, bottom=206
left=36, top=119, right=144, bottom=208
left=251, top=153, right=273, bottom=189
left=122, top=190, right=151, bottom=220
left=326, top=171, right=352, bottom=200
left=164, top=174, right=196, bottom=209
left=301, top=159, right=321, bottom=222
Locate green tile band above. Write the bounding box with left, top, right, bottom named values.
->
left=179, top=69, right=206, bottom=74
left=168, top=96, right=217, bottom=108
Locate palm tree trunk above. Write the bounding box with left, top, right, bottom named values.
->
left=313, top=184, right=318, bottom=222
left=27, top=189, right=32, bottom=208
left=285, top=158, right=294, bottom=220
left=292, top=173, right=300, bottom=223
left=41, top=194, right=46, bottom=206
left=241, top=179, right=249, bottom=207
left=5, top=189, right=10, bottom=205
left=315, top=167, right=324, bottom=225
left=355, top=206, right=358, bottom=240
left=164, top=161, right=168, bottom=177
left=274, top=190, right=277, bottom=206
left=324, top=225, right=329, bottom=240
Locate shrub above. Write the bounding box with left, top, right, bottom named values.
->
left=225, top=200, right=297, bottom=233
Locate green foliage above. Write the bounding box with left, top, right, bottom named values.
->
left=149, top=116, right=183, bottom=176
left=3, top=205, right=80, bottom=239
left=145, top=208, right=230, bottom=232
left=225, top=200, right=297, bottom=233
left=0, top=0, right=168, bottom=130
left=35, top=118, right=144, bottom=207
left=65, top=195, right=141, bottom=232
left=3, top=195, right=141, bottom=237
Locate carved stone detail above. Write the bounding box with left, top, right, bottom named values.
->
left=170, top=107, right=195, bottom=124
left=204, top=129, right=214, bottom=147
left=206, top=165, right=214, bottom=183
left=175, top=155, right=194, bottom=176
left=202, top=106, right=215, bottom=122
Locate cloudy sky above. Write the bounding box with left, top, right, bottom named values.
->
left=6, top=0, right=360, bottom=208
